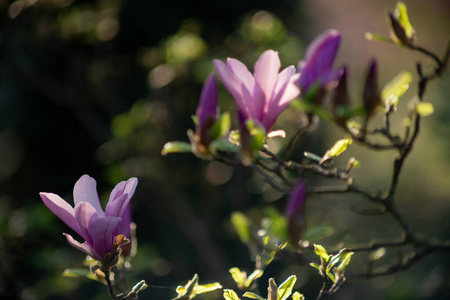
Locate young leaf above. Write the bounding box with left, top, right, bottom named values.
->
left=320, top=139, right=352, bottom=164
left=161, top=141, right=192, bottom=155
left=229, top=267, right=246, bottom=287
left=246, top=269, right=264, bottom=287
left=243, top=292, right=266, bottom=300
left=381, top=71, right=412, bottom=108
left=277, top=275, right=297, bottom=300
left=395, top=1, right=415, bottom=40
left=224, top=289, right=242, bottom=300
left=336, top=251, right=354, bottom=272
left=304, top=151, right=322, bottom=162
left=313, top=244, right=330, bottom=261
left=365, top=32, right=394, bottom=44
left=195, top=282, right=223, bottom=294
left=415, top=102, right=434, bottom=117
left=62, top=268, right=102, bottom=282
left=291, top=292, right=305, bottom=300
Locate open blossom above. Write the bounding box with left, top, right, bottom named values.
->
left=194, top=74, right=218, bottom=153
left=40, top=175, right=138, bottom=261
left=214, top=50, right=300, bottom=132
left=297, top=30, right=342, bottom=94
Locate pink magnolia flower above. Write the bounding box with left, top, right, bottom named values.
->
left=214, top=50, right=300, bottom=132
left=297, top=30, right=342, bottom=93
left=40, top=175, right=138, bottom=261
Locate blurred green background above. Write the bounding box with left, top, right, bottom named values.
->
left=0, top=0, right=449, bottom=299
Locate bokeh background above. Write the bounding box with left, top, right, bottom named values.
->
left=1, top=0, right=449, bottom=299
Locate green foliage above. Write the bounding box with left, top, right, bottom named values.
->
left=224, top=289, right=242, bottom=300
left=229, top=267, right=264, bottom=289
left=319, top=139, right=353, bottom=165
left=231, top=212, right=252, bottom=244
left=161, top=141, right=193, bottom=155
left=310, top=244, right=354, bottom=284
left=415, top=102, right=434, bottom=117
left=240, top=276, right=299, bottom=300
left=381, top=71, right=413, bottom=109
left=174, top=274, right=222, bottom=299
left=394, top=2, right=416, bottom=41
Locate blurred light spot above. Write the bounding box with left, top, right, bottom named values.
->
left=300, top=240, right=310, bottom=248
left=205, top=161, right=233, bottom=185
left=9, top=1, right=25, bottom=19
left=257, top=229, right=266, bottom=236
left=266, top=139, right=281, bottom=154
left=97, top=18, right=119, bottom=41
left=251, top=11, right=275, bottom=31
left=242, top=10, right=286, bottom=44
left=262, top=184, right=283, bottom=202
left=9, top=209, right=27, bottom=237
left=148, top=64, right=176, bottom=89
left=111, top=113, right=134, bottom=138
left=150, top=258, right=173, bottom=276
left=165, top=33, right=206, bottom=65
left=139, top=47, right=163, bottom=70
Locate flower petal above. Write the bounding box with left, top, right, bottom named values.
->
left=214, top=59, right=255, bottom=119
left=74, top=202, right=99, bottom=244
left=40, top=192, right=82, bottom=237
left=88, top=217, right=122, bottom=260
left=106, top=177, right=138, bottom=217
left=196, top=74, right=218, bottom=127
left=73, top=175, right=104, bottom=217
left=253, top=50, right=281, bottom=118
left=63, top=233, right=102, bottom=261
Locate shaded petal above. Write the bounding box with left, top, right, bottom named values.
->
left=285, top=181, right=307, bottom=219
left=64, top=233, right=102, bottom=261
left=263, top=72, right=300, bottom=130
left=253, top=50, right=281, bottom=117
left=106, top=177, right=138, bottom=217
left=115, top=204, right=132, bottom=238
left=196, top=74, right=218, bottom=127
left=40, top=192, right=82, bottom=238
left=105, top=193, right=128, bottom=218
left=73, top=175, right=104, bottom=217
left=74, top=202, right=99, bottom=244
left=226, top=58, right=255, bottom=93
left=88, top=217, right=122, bottom=259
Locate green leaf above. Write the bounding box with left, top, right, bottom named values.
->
left=246, top=269, right=264, bottom=287
left=395, top=1, right=415, bottom=40
left=277, top=275, right=297, bottom=300
left=381, top=71, right=412, bottom=108
left=231, top=212, right=251, bottom=243
left=303, top=224, right=334, bottom=240
left=320, top=139, right=352, bottom=164
left=196, top=282, right=223, bottom=294
left=365, top=32, right=394, bottom=43
left=131, top=280, right=148, bottom=294
left=313, top=244, right=329, bottom=261
left=161, top=141, right=192, bottom=155
left=243, top=292, right=266, bottom=300
left=224, top=289, right=241, bottom=300
left=309, top=262, right=320, bottom=270
left=211, top=112, right=231, bottom=139
left=229, top=267, right=245, bottom=286
left=291, top=292, right=305, bottom=300
left=336, top=251, right=354, bottom=272
left=326, top=271, right=336, bottom=283
left=416, top=102, right=434, bottom=117
left=62, top=268, right=101, bottom=282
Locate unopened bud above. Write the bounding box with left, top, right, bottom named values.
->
left=388, top=13, right=410, bottom=46
left=363, top=59, right=381, bottom=118
left=332, top=67, right=351, bottom=127
left=267, top=278, right=278, bottom=300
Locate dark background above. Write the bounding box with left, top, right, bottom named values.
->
left=0, top=0, right=449, bottom=299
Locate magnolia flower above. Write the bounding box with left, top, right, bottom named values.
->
left=193, top=74, right=218, bottom=154
left=214, top=50, right=300, bottom=132
left=297, top=30, right=342, bottom=95
left=40, top=175, right=138, bottom=261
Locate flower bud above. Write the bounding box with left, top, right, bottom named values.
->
left=332, top=67, right=351, bottom=127
left=285, top=181, right=307, bottom=245
left=363, top=59, right=381, bottom=119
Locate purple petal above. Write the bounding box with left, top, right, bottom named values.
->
left=73, top=175, right=104, bottom=217
left=106, top=177, right=137, bottom=217
left=285, top=181, right=307, bottom=220
left=88, top=217, right=122, bottom=259
left=226, top=58, right=255, bottom=94
left=74, top=202, right=99, bottom=244
left=64, top=233, right=102, bottom=261
left=115, top=204, right=132, bottom=238
left=105, top=193, right=128, bottom=218
left=196, top=74, right=218, bottom=127
left=263, top=69, right=300, bottom=131
left=40, top=192, right=82, bottom=238
left=299, top=30, right=341, bottom=91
